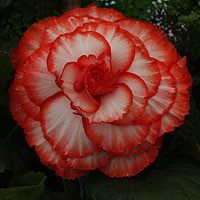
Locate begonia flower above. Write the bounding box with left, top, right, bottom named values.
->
left=9, top=4, right=192, bottom=179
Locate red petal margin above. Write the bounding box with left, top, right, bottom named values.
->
left=80, top=21, right=135, bottom=74
left=63, top=4, right=125, bottom=22
left=47, top=30, right=111, bottom=78
left=40, top=15, right=103, bottom=47
left=41, top=161, right=89, bottom=179
left=18, top=16, right=57, bottom=65
left=40, top=92, right=100, bottom=158
left=83, top=118, right=150, bottom=153
left=158, top=57, right=192, bottom=135
left=115, top=136, right=162, bottom=158
left=136, top=71, right=176, bottom=124
left=113, top=72, right=148, bottom=125
left=80, top=83, right=133, bottom=124
left=116, top=19, right=177, bottom=68
left=67, top=151, right=111, bottom=170
left=60, top=62, right=100, bottom=113
left=22, top=44, right=61, bottom=106
left=24, top=117, right=68, bottom=169
left=9, top=83, right=26, bottom=127
left=55, top=167, right=89, bottom=180
left=99, top=138, right=162, bottom=178
left=12, top=72, right=40, bottom=120
left=10, top=46, right=20, bottom=69
left=128, top=46, right=161, bottom=97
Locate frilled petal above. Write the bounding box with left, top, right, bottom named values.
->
left=158, top=58, right=192, bottom=135
left=61, top=62, right=100, bottom=113
left=136, top=71, right=176, bottom=124
left=80, top=21, right=135, bottom=74
left=55, top=167, right=89, bottom=180
left=10, top=46, right=20, bottom=69
left=40, top=15, right=103, bottom=47
left=24, top=117, right=68, bottom=168
left=9, top=83, right=26, bottom=127
left=170, top=57, right=192, bottom=94
left=112, top=72, right=148, bottom=125
left=80, top=83, right=133, bottom=123
left=146, top=119, right=161, bottom=144
left=99, top=138, right=162, bottom=178
left=83, top=118, right=150, bottom=152
left=117, top=19, right=177, bottom=67
left=128, top=47, right=161, bottom=97
left=47, top=30, right=111, bottom=78
left=18, top=16, right=57, bottom=65
left=42, top=162, right=89, bottom=179
left=63, top=4, right=125, bottom=22
left=40, top=92, right=100, bottom=158
left=67, top=151, right=111, bottom=170
left=13, top=72, right=40, bottom=120
left=23, top=44, right=61, bottom=106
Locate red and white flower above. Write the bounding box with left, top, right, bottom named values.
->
left=9, top=5, right=192, bottom=179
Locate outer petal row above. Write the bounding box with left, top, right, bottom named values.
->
left=99, top=138, right=162, bottom=178
left=63, top=4, right=126, bottom=22
left=117, top=19, right=177, bottom=67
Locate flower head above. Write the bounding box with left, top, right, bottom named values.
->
left=9, top=4, right=192, bottom=179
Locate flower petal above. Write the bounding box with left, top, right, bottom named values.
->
left=23, top=44, right=61, bottom=106
left=170, top=57, right=192, bottom=94
left=60, top=62, right=100, bottom=113
left=81, top=21, right=135, bottom=74
left=55, top=167, right=89, bottom=179
left=64, top=4, right=125, bottom=22
left=41, top=15, right=103, bottom=47
left=10, top=46, right=20, bottom=69
left=67, top=151, right=111, bottom=170
left=81, top=83, right=133, bottom=123
left=158, top=58, right=192, bottom=135
left=117, top=19, right=177, bottom=67
left=146, top=119, right=161, bottom=144
left=40, top=92, right=100, bottom=158
left=9, top=83, right=26, bottom=127
left=18, top=16, right=57, bottom=65
left=47, top=30, right=111, bottom=78
left=42, top=162, right=89, bottom=179
left=113, top=72, right=148, bottom=125
left=83, top=118, right=150, bottom=152
left=13, top=72, right=40, bottom=120
left=136, top=71, right=176, bottom=124
left=99, top=138, right=162, bottom=178
left=24, top=117, right=68, bottom=168
left=128, top=47, right=161, bottom=97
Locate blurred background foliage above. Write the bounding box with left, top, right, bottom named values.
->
left=0, top=0, right=200, bottom=200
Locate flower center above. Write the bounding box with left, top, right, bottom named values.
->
left=74, top=54, right=118, bottom=97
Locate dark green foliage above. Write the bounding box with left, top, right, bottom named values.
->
left=0, top=172, right=46, bottom=200
left=0, top=0, right=62, bottom=41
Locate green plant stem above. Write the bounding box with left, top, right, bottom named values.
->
left=62, top=179, right=81, bottom=200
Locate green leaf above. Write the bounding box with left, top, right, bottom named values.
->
left=0, top=171, right=46, bottom=200
left=0, top=124, right=38, bottom=173
left=85, top=163, right=200, bottom=200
